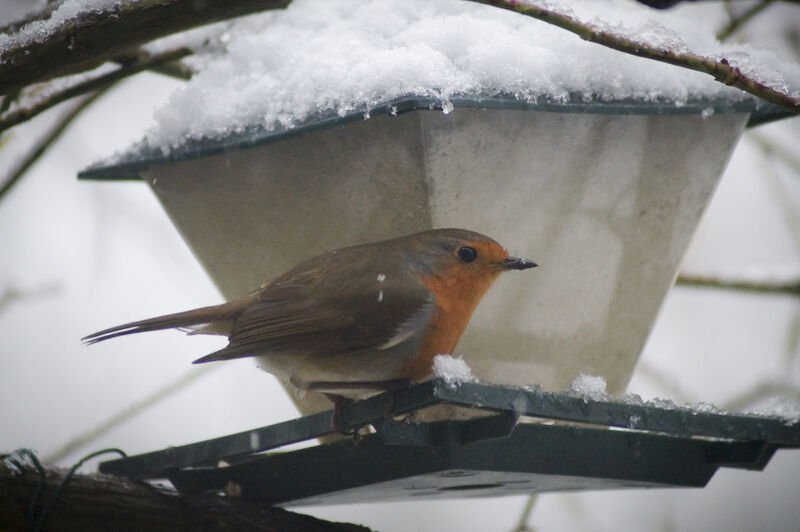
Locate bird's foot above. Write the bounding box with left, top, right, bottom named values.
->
left=322, top=393, right=359, bottom=438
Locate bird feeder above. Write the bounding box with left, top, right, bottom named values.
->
left=80, top=93, right=787, bottom=416
left=98, top=379, right=800, bottom=505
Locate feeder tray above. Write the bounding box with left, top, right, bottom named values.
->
left=99, top=379, right=800, bottom=506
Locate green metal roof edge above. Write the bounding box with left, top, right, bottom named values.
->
left=78, top=93, right=793, bottom=181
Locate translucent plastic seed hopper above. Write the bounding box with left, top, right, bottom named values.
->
left=80, top=95, right=783, bottom=415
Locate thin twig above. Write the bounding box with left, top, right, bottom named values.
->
left=787, top=26, right=800, bottom=58
left=113, top=49, right=195, bottom=81
left=510, top=495, right=538, bottom=532
left=723, top=381, right=800, bottom=411
left=749, top=131, right=800, bottom=256
left=748, top=130, right=800, bottom=175
left=635, top=360, right=694, bottom=404
left=45, top=366, right=215, bottom=463
left=676, top=273, right=800, bottom=297
left=0, top=90, right=105, bottom=202
left=0, top=47, right=192, bottom=134
left=0, top=89, right=20, bottom=114
left=717, top=0, right=775, bottom=42
left=0, top=282, right=61, bottom=315
left=470, top=0, right=800, bottom=115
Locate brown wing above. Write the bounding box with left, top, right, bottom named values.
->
left=193, top=247, right=434, bottom=363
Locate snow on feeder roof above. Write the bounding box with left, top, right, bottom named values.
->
left=132, top=0, right=798, bottom=153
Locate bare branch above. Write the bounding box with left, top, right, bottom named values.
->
left=510, top=495, right=538, bottom=532
left=748, top=130, right=800, bottom=174
left=723, top=381, right=800, bottom=411
left=45, top=366, right=215, bottom=463
left=0, top=0, right=291, bottom=96
left=0, top=47, right=192, bottom=134
left=676, top=273, right=800, bottom=297
left=787, top=26, right=800, bottom=58
left=0, top=282, right=61, bottom=315
left=717, top=0, right=776, bottom=42
left=635, top=360, right=694, bottom=403
left=469, top=0, right=800, bottom=115
left=113, top=48, right=195, bottom=81
left=0, top=89, right=19, bottom=114
left=0, top=89, right=106, bottom=202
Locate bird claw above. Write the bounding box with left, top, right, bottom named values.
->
left=324, top=393, right=361, bottom=439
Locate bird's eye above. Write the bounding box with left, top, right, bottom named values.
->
left=457, top=246, right=477, bottom=263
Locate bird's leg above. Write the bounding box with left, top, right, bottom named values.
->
left=309, top=379, right=412, bottom=437
left=321, top=393, right=357, bottom=437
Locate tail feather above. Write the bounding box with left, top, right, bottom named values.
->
left=82, top=301, right=243, bottom=345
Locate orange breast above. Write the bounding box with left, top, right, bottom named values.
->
left=403, top=266, right=502, bottom=380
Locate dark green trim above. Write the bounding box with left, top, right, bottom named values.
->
left=78, top=93, right=792, bottom=181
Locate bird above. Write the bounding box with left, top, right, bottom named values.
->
left=83, top=228, right=537, bottom=426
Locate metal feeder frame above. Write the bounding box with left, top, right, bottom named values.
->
left=99, top=379, right=800, bottom=506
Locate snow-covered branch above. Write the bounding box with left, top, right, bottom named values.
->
left=470, top=0, right=800, bottom=115
left=0, top=0, right=291, bottom=95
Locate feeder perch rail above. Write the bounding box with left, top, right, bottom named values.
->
left=98, top=379, right=800, bottom=505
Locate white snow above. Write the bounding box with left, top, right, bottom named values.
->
left=432, top=354, right=477, bottom=385
left=568, top=374, right=610, bottom=401
left=646, top=397, right=679, bottom=410
left=745, top=396, right=800, bottom=425
left=621, top=392, right=644, bottom=405
left=140, top=0, right=800, bottom=152
left=0, top=0, right=125, bottom=55
left=691, top=401, right=722, bottom=414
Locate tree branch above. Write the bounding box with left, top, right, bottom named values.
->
left=112, top=48, right=195, bottom=81
left=45, top=366, right=215, bottom=464
left=0, top=47, right=192, bottom=135
left=723, top=381, right=800, bottom=411
left=0, top=457, right=372, bottom=531
left=0, top=0, right=64, bottom=36
left=676, top=273, right=800, bottom=297
left=0, top=0, right=291, bottom=96
left=717, top=0, right=775, bottom=42
left=748, top=130, right=800, bottom=174
left=0, top=89, right=106, bottom=202
left=0, top=282, right=61, bottom=315
left=469, top=0, right=800, bottom=115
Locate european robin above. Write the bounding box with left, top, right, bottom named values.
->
left=84, top=228, right=536, bottom=417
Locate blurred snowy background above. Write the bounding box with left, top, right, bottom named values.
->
left=1, top=1, right=799, bottom=530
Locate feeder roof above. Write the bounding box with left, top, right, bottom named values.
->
left=79, top=93, right=790, bottom=181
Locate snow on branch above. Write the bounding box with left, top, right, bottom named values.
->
left=470, top=0, right=800, bottom=115
left=0, top=0, right=291, bottom=96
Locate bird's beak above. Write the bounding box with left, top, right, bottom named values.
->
left=501, top=256, right=538, bottom=270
